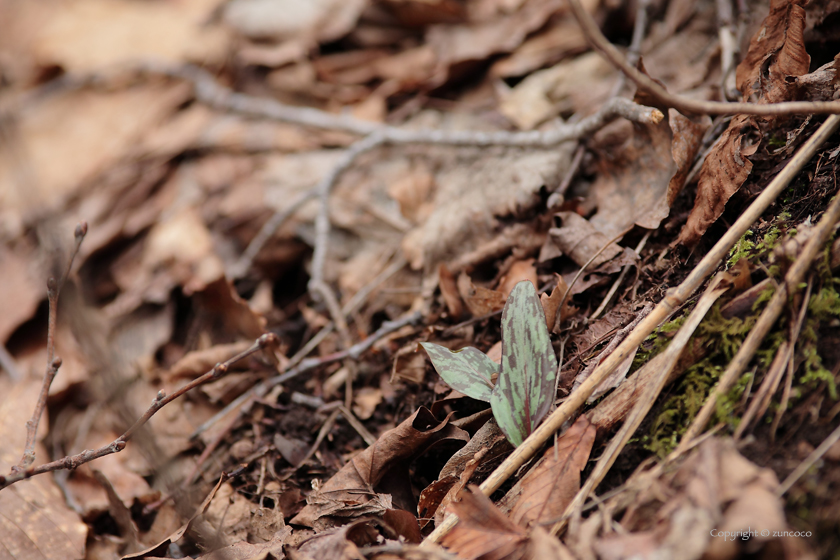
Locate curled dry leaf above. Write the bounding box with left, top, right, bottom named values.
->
left=678, top=0, right=810, bottom=245
left=439, top=263, right=465, bottom=320
left=291, top=407, right=468, bottom=530
left=457, top=272, right=506, bottom=316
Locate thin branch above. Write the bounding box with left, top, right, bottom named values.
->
left=566, top=0, right=840, bottom=116
left=12, top=222, right=87, bottom=473
left=421, top=113, right=840, bottom=548
left=777, top=420, right=840, bottom=496
left=0, top=333, right=277, bottom=489
left=142, top=64, right=663, bottom=274
left=190, top=309, right=422, bottom=441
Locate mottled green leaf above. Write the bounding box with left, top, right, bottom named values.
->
left=420, top=343, right=497, bottom=402
left=491, top=281, right=558, bottom=446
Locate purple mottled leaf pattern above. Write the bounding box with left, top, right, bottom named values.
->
left=491, top=281, right=557, bottom=446
left=420, top=343, right=497, bottom=402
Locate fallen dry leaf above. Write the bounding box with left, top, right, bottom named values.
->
left=591, top=437, right=810, bottom=559
left=442, top=486, right=575, bottom=560
left=4, top=0, right=228, bottom=73
left=0, top=83, right=190, bottom=227
left=291, top=407, right=468, bottom=530
left=457, top=272, right=506, bottom=316
left=439, top=263, right=465, bottom=320
left=677, top=0, right=810, bottom=245
left=0, top=243, right=42, bottom=345
left=441, top=487, right=527, bottom=560
left=509, top=415, right=596, bottom=527
left=588, top=84, right=707, bottom=240
left=294, top=518, right=384, bottom=560
left=497, top=259, right=537, bottom=299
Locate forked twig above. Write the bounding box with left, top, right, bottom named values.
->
left=0, top=333, right=277, bottom=489
left=422, top=114, right=840, bottom=546
left=12, top=221, right=87, bottom=473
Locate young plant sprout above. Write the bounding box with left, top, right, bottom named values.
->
left=421, top=281, right=558, bottom=446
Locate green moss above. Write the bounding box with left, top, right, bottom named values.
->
left=727, top=229, right=755, bottom=268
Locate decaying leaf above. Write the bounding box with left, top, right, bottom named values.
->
left=509, top=415, right=596, bottom=527
left=0, top=378, right=88, bottom=560
left=442, top=486, right=576, bottom=560
left=457, top=272, right=507, bottom=316
left=441, top=487, right=528, bottom=560
left=678, top=0, right=811, bottom=245
left=291, top=407, right=468, bottom=530
left=420, top=343, right=497, bottom=402
left=491, top=281, right=558, bottom=447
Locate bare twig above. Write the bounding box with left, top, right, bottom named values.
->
left=566, top=0, right=840, bottom=116
left=589, top=231, right=651, bottom=321
left=12, top=222, right=87, bottom=473
left=0, top=333, right=276, bottom=489
left=777, top=420, right=840, bottom=496
left=190, top=309, right=422, bottom=441
left=422, top=113, right=840, bottom=548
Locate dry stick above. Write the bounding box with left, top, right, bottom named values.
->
left=553, top=275, right=730, bottom=535
left=670, top=190, right=840, bottom=460
left=231, top=189, right=318, bottom=279
left=777, top=420, right=840, bottom=497
left=566, top=0, right=840, bottom=117
left=169, top=62, right=663, bottom=271
left=0, top=334, right=276, bottom=489
left=589, top=231, right=651, bottom=321
left=422, top=113, right=840, bottom=548
left=13, top=222, right=87, bottom=473
left=734, top=277, right=812, bottom=440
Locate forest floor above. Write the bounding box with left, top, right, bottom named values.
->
left=1, top=0, right=840, bottom=559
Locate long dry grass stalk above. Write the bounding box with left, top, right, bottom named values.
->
left=671, top=175, right=840, bottom=459
left=552, top=274, right=730, bottom=535
left=421, top=114, right=840, bottom=546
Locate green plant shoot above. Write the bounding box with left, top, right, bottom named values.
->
left=491, top=281, right=557, bottom=446
left=421, top=280, right=557, bottom=446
